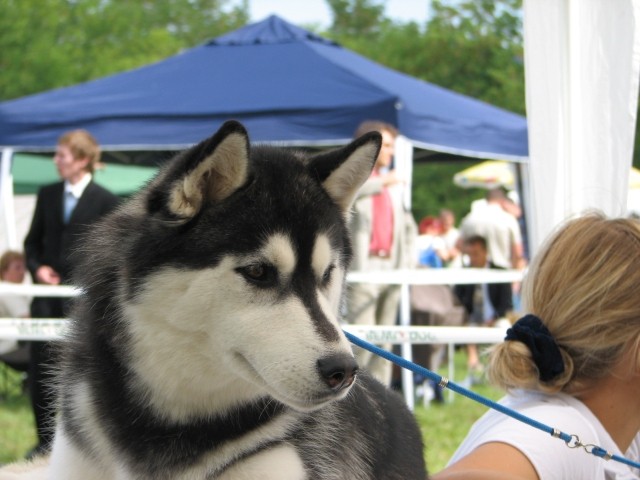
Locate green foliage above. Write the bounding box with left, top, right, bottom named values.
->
left=326, top=0, right=525, bottom=115
left=417, top=348, right=503, bottom=472
left=420, top=0, right=524, bottom=114
left=0, top=0, right=249, bottom=101
left=0, top=364, right=35, bottom=462
left=412, top=161, right=487, bottom=225
left=326, top=0, right=387, bottom=38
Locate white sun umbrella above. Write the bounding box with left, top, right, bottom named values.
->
left=453, top=160, right=515, bottom=190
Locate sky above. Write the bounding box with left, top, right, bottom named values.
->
left=235, top=0, right=431, bottom=28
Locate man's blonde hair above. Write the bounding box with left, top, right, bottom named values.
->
left=488, top=212, right=640, bottom=394
left=58, top=129, right=101, bottom=174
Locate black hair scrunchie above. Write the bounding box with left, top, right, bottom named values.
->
left=504, top=314, right=565, bottom=381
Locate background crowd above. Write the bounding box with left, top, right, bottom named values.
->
left=344, top=121, right=527, bottom=401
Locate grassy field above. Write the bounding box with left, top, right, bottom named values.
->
left=418, top=381, right=502, bottom=472
left=0, top=366, right=37, bottom=463
left=0, top=350, right=501, bottom=473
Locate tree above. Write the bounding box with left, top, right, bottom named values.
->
left=418, top=0, right=524, bottom=114
left=327, top=0, right=524, bottom=114
left=0, top=0, right=249, bottom=101
left=326, top=0, right=386, bottom=39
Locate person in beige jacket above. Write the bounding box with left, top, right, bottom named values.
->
left=346, top=120, right=417, bottom=386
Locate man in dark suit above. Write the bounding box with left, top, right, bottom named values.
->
left=454, top=235, right=512, bottom=386
left=24, top=129, right=119, bottom=457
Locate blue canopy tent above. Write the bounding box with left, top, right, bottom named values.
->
left=0, top=15, right=529, bottom=248
left=0, top=15, right=528, bottom=161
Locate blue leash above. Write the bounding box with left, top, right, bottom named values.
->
left=344, top=330, right=640, bottom=471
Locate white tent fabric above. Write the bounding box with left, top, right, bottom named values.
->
left=523, top=0, right=640, bottom=253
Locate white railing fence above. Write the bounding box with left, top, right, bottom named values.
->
left=1, top=267, right=524, bottom=408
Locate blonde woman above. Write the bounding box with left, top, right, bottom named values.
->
left=435, top=213, right=640, bottom=480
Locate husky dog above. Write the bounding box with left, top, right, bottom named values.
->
left=46, top=121, right=427, bottom=479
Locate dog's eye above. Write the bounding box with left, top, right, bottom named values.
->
left=321, top=265, right=335, bottom=286
left=237, top=264, right=277, bottom=287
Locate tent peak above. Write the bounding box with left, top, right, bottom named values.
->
left=208, top=15, right=339, bottom=47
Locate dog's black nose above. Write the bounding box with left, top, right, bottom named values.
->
left=317, top=354, right=358, bottom=391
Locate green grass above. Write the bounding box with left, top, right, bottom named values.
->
left=0, top=350, right=502, bottom=472
left=416, top=381, right=501, bottom=472
left=0, top=365, right=37, bottom=463
left=414, top=346, right=502, bottom=473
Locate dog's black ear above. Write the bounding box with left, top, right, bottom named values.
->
left=308, top=132, right=381, bottom=213
left=149, top=120, right=250, bottom=220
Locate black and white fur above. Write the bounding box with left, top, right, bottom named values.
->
left=47, top=121, right=427, bottom=479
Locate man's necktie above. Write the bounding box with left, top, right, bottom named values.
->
left=64, top=191, right=78, bottom=224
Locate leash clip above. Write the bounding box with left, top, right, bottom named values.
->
left=565, top=434, right=583, bottom=449
left=564, top=434, right=612, bottom=460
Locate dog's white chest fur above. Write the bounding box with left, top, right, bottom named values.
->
left=48, top=429, right=307, bottom=480
left=217, top=445, right=306, bottom=480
